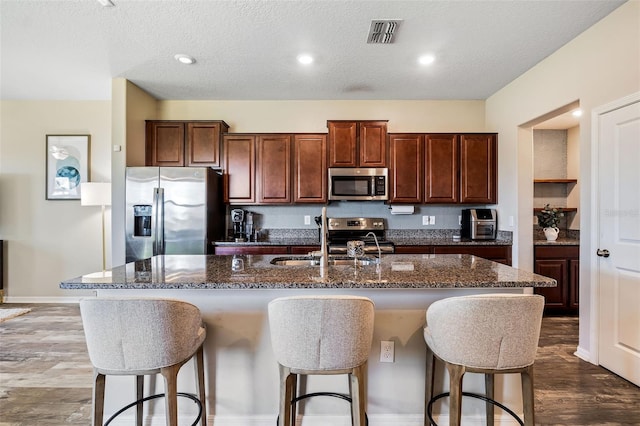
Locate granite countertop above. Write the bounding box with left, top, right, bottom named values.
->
left=60, top=254, right=554, bottom=290
left=534, top=238, right=580, bottom=246
left=214, top=229, right=513, bottom=247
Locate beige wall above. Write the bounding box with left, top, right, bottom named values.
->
left=485, top=0, right=640, bottom=360
left=0, top=100, right=112, bottom=300
left=567, top=125, right=580, bottom=229
left=156, top=100, right=486, bottom=133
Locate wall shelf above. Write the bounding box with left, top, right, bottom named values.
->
left=534, top=179, right=578, bottom=183
left=534, top=207, right=577, bottom=213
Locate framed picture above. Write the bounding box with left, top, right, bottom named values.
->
left=45, top=135, right=90, bottom=200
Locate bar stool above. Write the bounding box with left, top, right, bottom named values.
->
left=79, top=297, right=207, bottom=426
left=268, top=295, right=375, bottom=426
left=423, top=294, right=544, bottom=426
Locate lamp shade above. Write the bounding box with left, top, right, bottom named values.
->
left=81, top=182, right=111, bottom=206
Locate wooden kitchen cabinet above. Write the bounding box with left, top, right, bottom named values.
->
left=389, top=133, right=497, bottom=204
left=388, top=134, right=423, bottom=203
left=393, top=245, right=511, bottom=265
left=223, top=134, right=292, bottom=205
left=214, top=246, right=289, bottom=255
left=424, top=134, right=458, bottom=203
left=459, top=134, right=497, bottom=203
left=146, top=120, right=228, bottom=167
left=223, top=135, right=256, bottom=203
left=257, top=135, right=291, bottom=204
left=294, top=134, right=327, bottom=203
left=214, top=245, right=319, bottom=255
left=432, top=245, right=511, bottom=265
left=534, top=245, right=579, bottom=315
left=327, top=120, right=387, bottom=167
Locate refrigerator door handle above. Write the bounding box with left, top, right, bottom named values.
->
left=156, top=187, right=165, bottom=255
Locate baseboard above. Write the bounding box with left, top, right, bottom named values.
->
left=574, top=345, right=595, bottom=364
left=104, top=413, right=521, bottom=425
left=3, top=296, right=82, bottom=304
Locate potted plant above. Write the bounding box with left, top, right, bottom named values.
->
left=537, top=204, right=564, bottom=241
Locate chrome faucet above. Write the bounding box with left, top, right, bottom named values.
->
left=319, top=207, right=329, bottom=268
left=365, top=231, right=382, bottom=260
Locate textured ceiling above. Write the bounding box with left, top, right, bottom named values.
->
left=0, top=0, right=626, bottom=101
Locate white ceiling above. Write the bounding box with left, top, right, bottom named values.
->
left=0, top=0, right=626, bottom=101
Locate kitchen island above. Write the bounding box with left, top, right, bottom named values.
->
left=61, top=254, right=555, bottom=425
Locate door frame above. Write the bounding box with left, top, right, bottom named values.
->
left=589, top=91, right=640, bottom=365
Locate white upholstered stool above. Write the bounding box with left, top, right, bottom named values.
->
left=268, top=295, right=375, bottom=426
left=80, top=298, right=207, bottom=426
left=423, top=294, right=544, bottom=426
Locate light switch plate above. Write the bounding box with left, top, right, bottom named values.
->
left=304, top=215, right=311, bottom=225
left=422, top=215, right=429, bottom=226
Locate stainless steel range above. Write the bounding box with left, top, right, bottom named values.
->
left=326, top=217, right=395, bottom=255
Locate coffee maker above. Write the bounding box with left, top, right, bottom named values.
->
left=231, top=208, right=246, bottom=242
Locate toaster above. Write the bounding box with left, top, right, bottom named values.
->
left=461, top=209, right=497, bottom=240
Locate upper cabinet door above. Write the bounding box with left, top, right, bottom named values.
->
left=424, top=134, right=459, bottom=203
left=459, top=134, right=497, bottom=204
left=257, top=135, right=292, bottom=204
left=146, top=121, right=185, bottom=166
left=294, top=134, right=327, bottom=203
left=223, top=135, right=255, bottom=204
left=328, top=120, right=388, bottom=167
left=359, top=121, right=387, bottom=167
left=185, top=121, right=229, bottom=167
left=328, top=121, right=357, bottom=167
left=388, top=134, right=423, bottom=203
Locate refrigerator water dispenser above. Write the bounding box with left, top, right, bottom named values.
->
left=133, top=205, right=152, bottom=237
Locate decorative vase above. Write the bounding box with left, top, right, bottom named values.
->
left=543, top=227, right=559, bottom=241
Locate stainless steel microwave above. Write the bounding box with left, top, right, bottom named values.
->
left=328, top=168, right=389, bottom=201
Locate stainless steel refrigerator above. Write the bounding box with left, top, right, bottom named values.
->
left=125, top=167, right=225, bottom=262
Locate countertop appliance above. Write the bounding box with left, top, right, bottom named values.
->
left=125, top=167, right=225, bottom=262
left=328, top=168, right=388, bottom=201
left=461, top=209, right=497, bottom=240
left=231, top=208, right=246, bottom=242
left=326, top=217, right=395, bottom=254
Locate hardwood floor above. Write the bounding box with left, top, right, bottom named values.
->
left=0, top=304, right=638, bottom=425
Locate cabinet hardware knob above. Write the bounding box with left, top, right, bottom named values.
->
left=596, top=249, right=610, bottom=258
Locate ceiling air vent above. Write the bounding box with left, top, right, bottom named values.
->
left=367, top=19, right=402, bottom=44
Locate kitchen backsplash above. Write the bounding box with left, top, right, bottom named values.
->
left=228, top=202, right=493, bottom=231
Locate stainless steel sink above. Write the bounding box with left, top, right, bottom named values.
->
left=270, top=256, right=378, bottom=267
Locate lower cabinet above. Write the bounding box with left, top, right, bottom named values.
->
left=394, top=245, right=512, bottom=266
left=534, top=245, right=579, bottom=315
left=214, top=245, right=319, bottom=255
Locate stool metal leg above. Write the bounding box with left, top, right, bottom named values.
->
left=195, top=345, right=207, bottom=426
left=278, top=365, right=294, bottom=426
left=289, top=373, right=298, bottom=426
left=136, top=375, right=144, bottom=426
left=446, top=363, right=465, bottom=426
left=350, top=363, right=367, bottom=426
left=424, top=346, right=436, bottom=426
left=485, top=373, right=494, bottom=426
left=521, top=365, right=535, bottom=426
left=92, top=370, right=105, bottom=426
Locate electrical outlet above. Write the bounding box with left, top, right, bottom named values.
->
left=304, top=215, right=311, bottom=225
left=430, top=216, right=436, bottom=225
left=380, top=341, right=395, bottom=363
left=422, top=215, right=429, bottom=226
left=509, top=216, right=515, bottom=227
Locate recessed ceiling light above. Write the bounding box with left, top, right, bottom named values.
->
left=572, top=109, right=583, bottom=117
left=297, top=54, right=314, bottom=65
left=418, top=54, right=436, bottom=66
left=174, top=54, right=196, bottom=65
left=97, top=0, right=115, bottom=7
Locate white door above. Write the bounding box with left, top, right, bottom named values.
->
left=597, top=96, right=640, bottom=386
